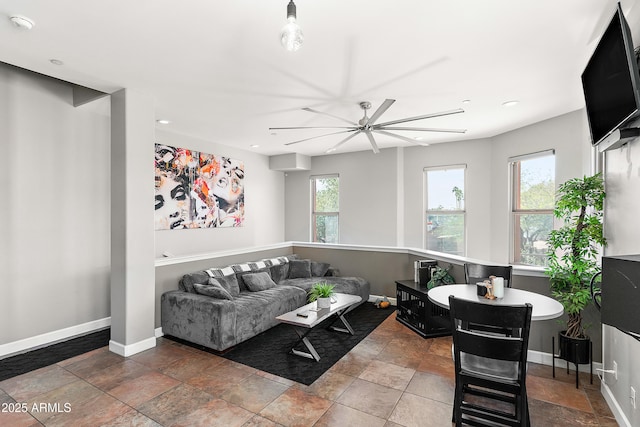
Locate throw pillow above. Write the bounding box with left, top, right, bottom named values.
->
left=193, top=279, right=234, bottom=300
left=310, top=261, right=331, bottom=277
left=288, top=259, right=312, bottom=279
left=242, top=271, right=277, bottom=292
left=205, top=267, right=241, bottom=297
left=263, top=257, right=290, bottom=284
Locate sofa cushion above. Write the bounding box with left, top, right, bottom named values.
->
left=205, top=267, right=240, bottom=297
left=233, top=285, right=307, bottom=344
left=279, top=276, right=370, bottom=303
left=262, top=257, right=290, bottom=284
left=193, top=279, right=234, bottom=300
left=288, top=259, right=312, bottom=279
left=232, top=261, right=273, bottom=292
left=179, top=271, right=211, bottom=293
left=243, top=271, right=277, bottom=292
left=311, top=261, right=331, bottom=277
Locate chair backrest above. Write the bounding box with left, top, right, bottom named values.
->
left=464, top=263, right=513, bottom=288
left=449, top=295, right=532, bottom=372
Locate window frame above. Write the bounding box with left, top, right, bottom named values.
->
left=310, top=174, right=339, bottom=243
left=423, top=164, right=467, bottom=256
left=508, top=150, right=555, bottom=266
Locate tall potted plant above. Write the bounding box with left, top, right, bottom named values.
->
left=546, top=173, right=605, bottom=363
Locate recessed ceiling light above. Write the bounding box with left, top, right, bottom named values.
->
left=326, top=148, right=337, bottom=153
left=502, top=100, right=519, bottom=107
left=462, top=99, right=471, bottom=104
left=49, top=59, right=64, bottom=66
left=9, top=15, right=35, bottom=30
left=250, top=144, right=260, bottom=148
left=156, top=119, right=171, bottom=125
left=414, top=136, right=424, bottom=141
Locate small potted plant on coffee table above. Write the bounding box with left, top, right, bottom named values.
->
left=308, top=282, right=335, bottom=309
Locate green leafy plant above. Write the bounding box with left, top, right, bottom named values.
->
left=427, top=264, right=455, bottom=290
left=546, top=173, right=606, bottom=339
left=452, top=186, right=464, bottom=210
left=308, top=282, right=336, bottom=302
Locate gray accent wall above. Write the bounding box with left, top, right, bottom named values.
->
left=290, top=245, right=600, bottom=360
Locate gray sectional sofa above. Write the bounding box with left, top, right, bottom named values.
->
left=160, top=255, right=370, bottom=351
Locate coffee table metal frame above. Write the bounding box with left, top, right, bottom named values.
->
left=276, top=293, right=362, bottom=361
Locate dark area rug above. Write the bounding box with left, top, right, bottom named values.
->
left=223, top=302, right=392, bottom=385
left=166, top=302, right=392, bottom=385
left=0, top=328, right=111, bottom=382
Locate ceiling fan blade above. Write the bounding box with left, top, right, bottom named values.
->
left=302, top=107, right=359, bottom=126
left=374, top=130, right=429, bottom=146
left=365, top=131, right=380, bottom=154
left=365, top=99, right=396, bottom=126
left=284, top=130, right=355, bottom=146
left=270, top=126, right=357, bottom=130
left=327, top=131, right=362, bottom=153
left=378, top=126, right=467, bottom=134
left=376, top=108, right=464, bottom=127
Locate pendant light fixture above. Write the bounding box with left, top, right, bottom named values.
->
left=280, top=0, right=303, bottom=52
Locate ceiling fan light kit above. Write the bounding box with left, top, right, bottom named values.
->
left=270, top=99, right=467, bottom=154
left=280, top=0, right=303, bottom=52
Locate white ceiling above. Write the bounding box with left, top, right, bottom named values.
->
left=1, top=0, right=640, bottom=156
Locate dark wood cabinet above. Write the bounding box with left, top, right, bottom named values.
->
left=395, top=280, right=451, bottom=338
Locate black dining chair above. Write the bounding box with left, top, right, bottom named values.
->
left=464, top=263, right=515, bottom=336
left=449, top=295, right=533, bottom=427
left=464, top=263, right=513, bottom=288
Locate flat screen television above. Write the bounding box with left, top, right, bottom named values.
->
left=581, top=3, right=640, bottom=147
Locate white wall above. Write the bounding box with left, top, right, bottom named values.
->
left=154, top=130, right=285, bottom=258
left=402, top=138, right=493, bottom=257
left=0, top=64, right=111, bottom=344
left=285, top=149, right=399, bottom=245
left=489, top=110, right=591, bottom=262
left=601, top=136, right=640, bottom=426
left=284, top=110, right=590, bottom=263
left=0, top=63, right=286, bottom=352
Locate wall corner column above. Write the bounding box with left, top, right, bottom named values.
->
left=109, top=88, right=156, bottom=356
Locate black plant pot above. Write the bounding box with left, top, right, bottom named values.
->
left=557, top=331, right=591, bottom=365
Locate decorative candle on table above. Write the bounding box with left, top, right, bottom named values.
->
left=492, top=276, right=504, bottom=298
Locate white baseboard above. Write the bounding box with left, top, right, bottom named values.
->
left=0, top=317, right=111, bottom=359
left=527, top=349, right=603, bottom=374
left=109, top=336, right=156, bottom=357
left=601, top=381, right=632, bottom=427
left=155, top=327, right=164, bottom=338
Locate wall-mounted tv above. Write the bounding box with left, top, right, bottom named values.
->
left=581, top=3, right=640, bottom=148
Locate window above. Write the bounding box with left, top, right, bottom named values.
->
left=425, top=165, right=466, bottom=256
left=311, top=175, right=339, bottom=243
left=510, top=151, right=555, bottom=266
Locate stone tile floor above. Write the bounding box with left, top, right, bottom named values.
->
left=0, top=313, right=617, bottom=426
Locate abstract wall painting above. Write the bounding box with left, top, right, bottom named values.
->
left=154, top=144, right=245, bottom=230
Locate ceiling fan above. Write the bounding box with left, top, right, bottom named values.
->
left=270, top=99, right=466, bottom=154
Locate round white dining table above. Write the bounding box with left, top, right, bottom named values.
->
left=427, top=284, right=564, bottom=321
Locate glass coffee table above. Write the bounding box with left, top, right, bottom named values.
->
left=276, top=293, right=362, bottom=361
